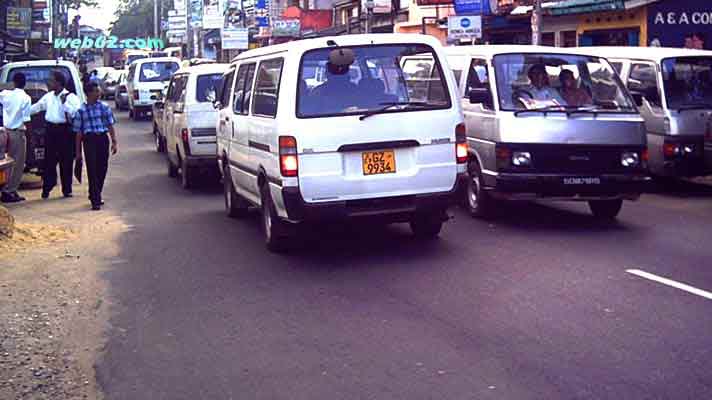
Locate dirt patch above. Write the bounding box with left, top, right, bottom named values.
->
left=1, top=212, right=126, bottom=400
left=0, top=223, right=75, bottom=254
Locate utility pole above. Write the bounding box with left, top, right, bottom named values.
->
left=531, top=0, right=542, bottom=45
left=154, top=0, right=159, bottom=38
left=365, top=0, right=373, bottom=34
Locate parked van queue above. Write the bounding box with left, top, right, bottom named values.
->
left=3, top=34, right=711, bottom=252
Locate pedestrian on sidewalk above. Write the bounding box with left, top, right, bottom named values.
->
left=30, top=71, right=81, bottom=199
left=74, top=82, right=117, bottom=211
left=0, top=73, right=32, bottom=203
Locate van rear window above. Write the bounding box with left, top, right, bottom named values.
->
left=196, top=73, right=223, bottom=103
left=7, top=66, right=77, bottom=99
left=297, top=44, right=451, bottom=118
left=139, top=62, right=179, bottom=82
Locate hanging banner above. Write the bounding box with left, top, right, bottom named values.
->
left=7, top=8, right=32, bottom=39
left=222, top=27, right=249, bottom=49
left=189, top=0, right=203, bottom=27
left=203, top=0, right=224, bottom=29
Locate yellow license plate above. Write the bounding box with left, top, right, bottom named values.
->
left=0, top=169, right=8, bottom=186
left=362, top=150, right=396, bottom=176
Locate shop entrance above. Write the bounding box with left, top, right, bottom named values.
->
left=579, top=28, right=640, bottom=46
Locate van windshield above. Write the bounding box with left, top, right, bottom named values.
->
left=662, top=57, right=712, bottom=110
left=297, top=44, right=451, bottom=118
left=139, top=61, right=179, bottom=82
left=493, top=53, right=635, bottom=113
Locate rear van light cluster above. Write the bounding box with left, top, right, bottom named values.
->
left=455, top=123, right=468, bottom=164
left=181, top=128, right=191, bottom=155
left=279, top=136, right=298, bottom=177
left=133, top=90, right=139, bottom=100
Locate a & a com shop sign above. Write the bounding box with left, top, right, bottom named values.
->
left=648, top=0, right=712, bottom=48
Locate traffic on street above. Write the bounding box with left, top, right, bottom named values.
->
left=1, top=10, right=712, bottom=399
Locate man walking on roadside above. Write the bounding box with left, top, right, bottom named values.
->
left=0, top=73, right=32, bottom=203
left=30, top=71, right=81, bottom=199
left=74, top=82, right=117, bottom=211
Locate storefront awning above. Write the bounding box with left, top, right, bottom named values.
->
left=512, top=0, right=627, bottom=17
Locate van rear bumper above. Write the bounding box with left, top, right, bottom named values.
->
left=184, top=155, right=218, bottom=169
left=490, top=172, right=651, bottom=200
left=281, top=173, right=468, bottom=223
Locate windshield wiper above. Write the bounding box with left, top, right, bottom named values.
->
left=358, top=101, right=432, bottom=121
left=514, top=105, right=599, bottom=117
left=677, top=103, right=712, bottom=112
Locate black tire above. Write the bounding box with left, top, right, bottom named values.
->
left=464, top=160, right=495, bottom=218
left=410, top=212, right=444, bottom=239
left=261, top=185, right=289, bottom=253
left=154, top=128, right=165, bottom=153
left=181, top=158, right=194, bottom=189
left=167, top=155, right=178, bottom=178
left=588, top=199, right=623, bottom=220
left=223, top=164, right=249, bottom=218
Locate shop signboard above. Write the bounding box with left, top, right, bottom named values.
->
left=647, top=0, right=712, bottom=49
left=174, top=0, right=187, bottom=12
left=203, top=0, right=225, bottom=29
left=272, top=19, right=300, bottom=37
left=373, top=0, right=392, bottom=14
left=448, top=15, right=482, bottom=40
left=255, top=0, right=270, bottom=28
left=7, top=8, right=32, bottom=39
left=222, top=27, right=249, bottom=49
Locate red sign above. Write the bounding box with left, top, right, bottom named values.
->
left=416, top=0, right=453, bottom=5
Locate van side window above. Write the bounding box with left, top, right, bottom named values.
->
left=219, top=68, right=235, bottom=109
left=252, top=58, right=284, bottom=118
left=232, top=65, right=248, bottom=114
left=465, top=59, right=490, bottom=96
left=127, top=64, right=136, bottom=82
left=610, top=62, right=623, bottom=74
left=165, top=77, right=177, bottom=103
left=628, top=63, right=661, bottom=107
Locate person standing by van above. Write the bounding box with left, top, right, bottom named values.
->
left=73, top=82, right=117, bottom=211
left=30, top=71, right=82, bottom=199
left=0, top=73, right=32, bottom=203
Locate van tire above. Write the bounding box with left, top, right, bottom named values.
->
left=167, top=156, right=178, bottom=178
left=224, top=165, right=249, bottom=218
left=154, top=127, right=165, bottom=153
left=465, top=160, right=495, bottom=218
left=181, top=159, right=194, bottom=189
left=261, top=185, right=289, bottom=253
left=588, top=199, right=623, bottom=220
left=410, top=211, right=444, bottom=239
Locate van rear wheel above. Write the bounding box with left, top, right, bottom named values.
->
left=167, top=156, right=178, bottom=178
left=261, top=186, right=289, bottom=253
left=465, top=161, right=495, bottom=218
left=224, top=165, right=248, bottom=218
left=588, top=199, right=623, bottom=220
left=181, top=159, right=194, bottom=189
left=410, top=211, right=444, bottom=239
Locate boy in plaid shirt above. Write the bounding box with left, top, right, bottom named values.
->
left=74, top=82, right=118, bottom=210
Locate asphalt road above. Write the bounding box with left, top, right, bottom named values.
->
left=96, top=108, right=712, bottom=400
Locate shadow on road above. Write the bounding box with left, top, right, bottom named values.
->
left=647, top=178, right=712, bottom=198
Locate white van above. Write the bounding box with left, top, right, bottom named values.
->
left=126, top=57, right=180, bottom=120
left=163, top=63, right=228, bottom=188
left=216, top=34, right=467, bottom=252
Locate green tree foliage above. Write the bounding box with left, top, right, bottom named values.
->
left=110, top=0, right=171, bottom=39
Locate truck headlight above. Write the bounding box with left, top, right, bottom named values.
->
left=621, top=152, right=640, bottom=168
left=512, top=151, right=532, bottom=167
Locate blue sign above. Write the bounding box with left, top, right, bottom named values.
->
left=647, top=0, right=712, bottom=49
left=454, top=0, right=482, bottom=15
left=460, top=18, right=471, bottom=28
left=255, top=16, right=269, bottom=27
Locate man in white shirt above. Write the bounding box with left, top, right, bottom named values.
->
left=518, top=64, right=565, bottom=108
left=0, top=73, right=32, bottom=203
left=30, top=70, right=81, bottom=199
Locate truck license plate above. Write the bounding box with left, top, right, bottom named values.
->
left=563, top=177, right=601, bottom=185
left=362, top=150, right=396, bottom=176
left=35, top=148, right=45, bottom=161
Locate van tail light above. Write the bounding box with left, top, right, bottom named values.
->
left=455, top=123, right=468, bottom=164
left=181, top=128, right=191, bottom=156
left=663, top=142, right=679, bottom=158
left=132, top=90, right=139, bottom=100
left=279, top=136, right=298, bottom=177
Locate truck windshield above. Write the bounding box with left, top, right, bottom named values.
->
left=139, top=62, right=179, bottom=82
left=297, top=44, right=451, bottom=118
left=7, top=66, right=77, bottom=100
left=493, top=53, right=636, bottom=113
left=662, top=57, right=712, bottom=110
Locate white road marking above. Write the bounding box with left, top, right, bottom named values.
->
left=626, top=269, right=712, bottom=300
